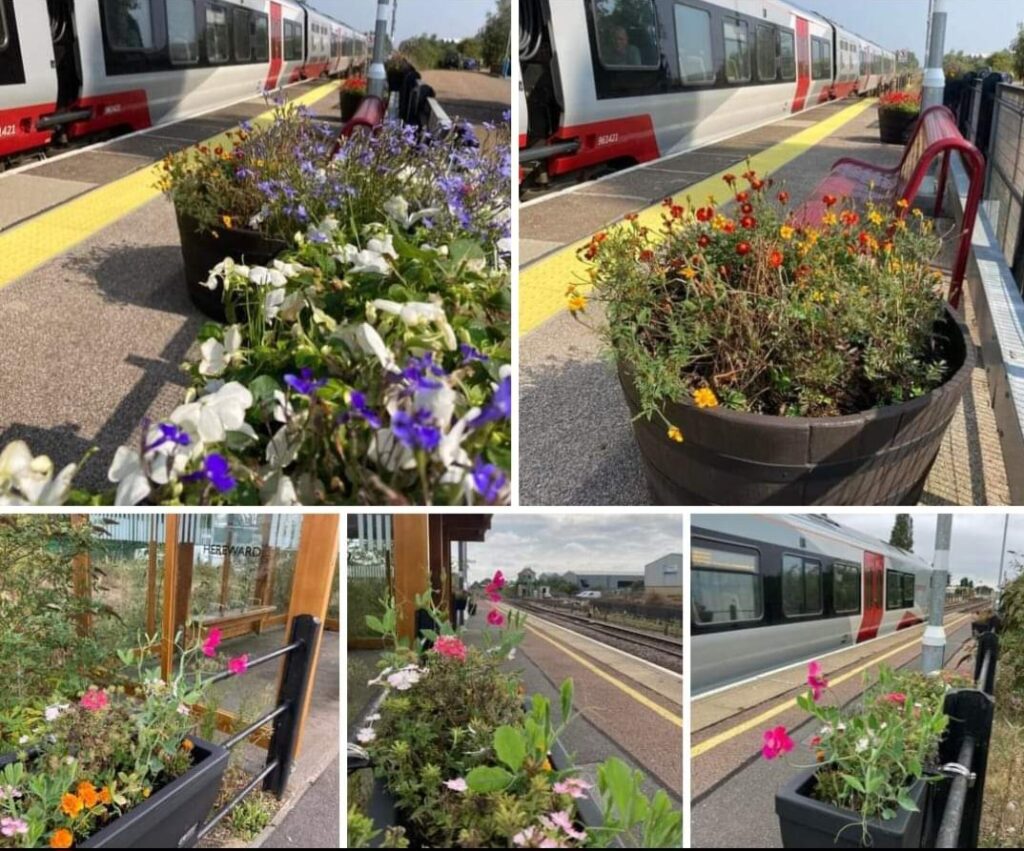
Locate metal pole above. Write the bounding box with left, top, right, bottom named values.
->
left=922, top=0, right=948, bottom=110
left=996, top=513, right=1009, bottom=606
left=367, top=0, right=391, bottom=100
left=923, top=514, right=952, bottom=673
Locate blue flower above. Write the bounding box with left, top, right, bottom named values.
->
left=145, top=423, right=191, bottom=453
left=349, top=391, right=382, bottom=429
left=471, top=458, right=507, bottom=504
left=187, top=453, right=236, bottom=493
left=284, top=368, right=327, bottom=397
left=470, top=376, right=511, bottom=428
left=459, top=344, right=488, bottom=365
left=392, top=409, right=441, bottom=452
left=400, top=353, right=446, bottom=391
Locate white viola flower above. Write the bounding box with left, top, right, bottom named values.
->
left=349, top=249, right=392, bottom=276
left=497, top=237, right=512, bottom=254
left=365, top=713, right=381, bottom=723
left=855, top=737, right=870, bottom=754
left=415, top=383, right=457, bottom=431
left=44, top=704, right=69, bottom=722
left=273, top=258, right=306, bottom=278
left=336, top=323, right=398, bottom=373
left=507, top=648, right=517, bottom=661
left=383, top=195, right=440, bottom=229
left=367, top=427, right=416, bottom=473
left=203, top=258, right=249, bottom=291
left=198, top=325, right=244, bottom=377
left=169, top=381, right=256, bottom=446
left=108, top=444, right=176, bottom=506
left=0, top=441, right=77, bottom=506
left=371, top=299, right=457, bottom=350
left=264, top=286, right=287, bottom=322
left=263, top=473, right=300, bottom=506
left=248, top=266, right=288, bottom=287
left=272, top=390, right=295, bottom=423
left=356, top=727, right=377, bottom=744
left=266, top=425, right=299, bottom=470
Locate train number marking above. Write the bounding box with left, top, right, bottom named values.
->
left=595, top=133, right=619, bottom=147
left=0, top=124, right=17, bottom=138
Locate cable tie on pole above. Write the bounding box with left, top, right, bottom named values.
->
left=940, top=762, right=976, bottom=786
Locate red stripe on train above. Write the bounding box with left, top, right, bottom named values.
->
left=65, top=90, right=151, bottom=140
left=897, top=612, right=923, bottom=631
left=544, top=115, right=659, bottom=178
left=265, top=2, right=284, bottom=90
left=857, top=551, right=885, bottom=642
left=0, top=103, right=56, bottom=158
left=791, top=17, right=810, bottom=113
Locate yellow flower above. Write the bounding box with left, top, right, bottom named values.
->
left=868, top=210, right=884, bottom=225
left=666, top=425, right=684, bottom=443
left=779, top=225, right=795, bottom=240
left=894, top=219, right=907, bottom=231
left=221, top=215, right=234, bottom=229
left=912, top=208, right=924, bottom=219
left=567, top=294, right=587, bottom=313
left=681, top=266, right=697, bottom=280
left=821, top=212, right=837, bottom=227
left=811, top=290, right=825, bottom=303
left=693, top=387, right=718, bottom=408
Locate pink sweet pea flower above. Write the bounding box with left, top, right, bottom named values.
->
left=80, top=688, right=108, bottom=712
left=807, top=661, right=829, bottom=702
left=553, top=777, right=592, bottom=799
left=444, top=777, right=468, bottom=792
left=883, top=691, right=907, bottom=706
left=1, top=818, right=28, bottom=837
left=434, top=635, right=467, bottom=662
left=543, top=810, right=587, bottom=842
left=762, top=725, right=794, bottom=760
left=487, top=607, right=506, bottom=627
left=491, top=570, right=506, bottom=590
left=202, top=627, right=223, bottom=658
left=228, top=654, right=249, bottom=675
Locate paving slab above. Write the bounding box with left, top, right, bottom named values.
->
left=0, top=173, right=95, bottom=231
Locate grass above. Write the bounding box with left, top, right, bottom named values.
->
left=981, top=681, right=1024, bottom=846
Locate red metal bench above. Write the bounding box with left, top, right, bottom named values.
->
left=794, top=105, right=985, bottom=308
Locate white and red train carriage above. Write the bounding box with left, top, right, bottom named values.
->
left=691, top=514, right=932, bottom=694
left=0, top=0, right=368, bottom=164
left=519, top=0, right=898, bottom=183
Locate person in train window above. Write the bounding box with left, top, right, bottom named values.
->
left=606, top=25, right=642, bottom=66
left=106, top=0, right=149, bottom=49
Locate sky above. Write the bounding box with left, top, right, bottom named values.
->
left=306, top=0, right=498, bottom=43
left=800, top=0, right=1021, bottom=57
left=464, top=514, right=683, bottom=583
left=836, top=513, right=1024, bottom=588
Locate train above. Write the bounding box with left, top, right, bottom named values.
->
left=519, top=0, right=899, bottom=184
left=0, top=0, right=368, bottom=164
left=691, top=514, right=932, bottom=695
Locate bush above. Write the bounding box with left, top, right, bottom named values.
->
left=571, top=168, right=948, bottom=423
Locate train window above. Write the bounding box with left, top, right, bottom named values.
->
left=592, top=0, right=660, bottom=70
left=253, top=14, right=269, bottom=62
left=756, top=25, right=775, bottom=82
left=833, top=561, right=861, bottom=614
left=723, top=20, right=750, bottom=83
left=779, top=31, right=795, bottom=81
left=104, top=0, right=157, bottom=51
left=692, top=544, right=762, bottom=626
left=284, top=20, right=302, bottom=60
left=902, top=574, right=916, bottom=608
left=205, top=6, right=230, bottom=64
left=0, top=2, right=7, bottom=52
left=672, top=5, right=714, bottom=85
left=811, top=38, right=830, bottom=80
left=885, top=570, right=915, bottom=609
left=167, top=0, right=198, bottom=65
left=782, top=555, right=822, bottom=617
left=233, top=9, right=251, bottom=61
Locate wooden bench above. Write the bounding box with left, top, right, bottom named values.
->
left=795, top=105, right=985, bottom=308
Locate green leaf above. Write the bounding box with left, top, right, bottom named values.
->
left=494, top=726, right=526, bottom=772
left=841, top=774, right=866, bottom=794
left=364, top=615, right=385, bottom=635
left=465, top=766, right=513, bottom=794
left=896, top=790, right=920, bottom=813
left=450, top=239, right=486, bottom=266
left=560, top=679, right=574, bottom=723
left=248, top=375, right=281, bottom=403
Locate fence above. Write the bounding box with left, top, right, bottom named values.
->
left=933, top=629, right=999, bottom=848
left=195, top=614, right=322, bottom=842
left=985, top=84, right=1024, bottom=293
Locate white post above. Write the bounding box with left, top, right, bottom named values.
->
left=922, top=0, right=949, bottom=110
left=922, top=514, right=952, bottom=674
left=367, top=0, right=391, bottom=100
left=996, top=514, right=1009, bottom=606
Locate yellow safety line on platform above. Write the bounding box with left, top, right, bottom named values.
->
left=524, top=622, right=683, bottom=728
left=518, top=98, right=877, bottom=336
left=0, top=83, right=338, bottom=291
left=691, top=612, right=970, bottom=759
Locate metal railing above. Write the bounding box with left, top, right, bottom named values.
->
left=984, top=84, right=1024, bottom=294
left=194, top=614, right=322, bottom=841
left=934, top=629, right=999, bottom=848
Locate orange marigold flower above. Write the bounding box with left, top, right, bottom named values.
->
left=61, top=793, right=83, bottom=818
left=693, top=388, right=719, bottom=408
left=777, top=191, right=790, bottom=205
left=769, top=250, right=784, bottom=268
left=822, top=194, right=837, bottom=207
left=624, top=212, right=638, bottom=222
left=696, top=206, right=714, bottom=222
left=736, top=242, right=751, bottom=256
left=735, top=191, right=749, bottom=203
left=99, top=787, right=113, bottom=805
left=896, top=198, right=910, bottom=209
left=723, top=173, right=737, bottom=185
left=50, top=829, right=74, bottom=849
left=77, top=781, right=99, bottom=808
left=221, top=215, right=234, bottom=230
left=567, top=294, right=588, bottom=313
left=697, top=234, right=711, bottom=248
left=182, top=738, right=195, bottom=752
left=722, top=220, right=736, bottom=234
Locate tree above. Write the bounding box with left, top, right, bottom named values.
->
left=478, top=0, right=511, bottom=71
left=889, top=514, right=914, bottom=550
left=1012, top=22, right=1024, bottom=81
left=943, top=50, right=985, bottom=79
left=986, top=49, right=1015, bottom=74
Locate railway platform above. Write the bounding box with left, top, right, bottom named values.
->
left=691, top=606, right=980, bottom=847
left=519, top=97, right=1015, bottom=507
left=0, top=70, right=500, bottom=493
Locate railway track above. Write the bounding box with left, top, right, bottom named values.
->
left=511, top=599, right=683, bottom=673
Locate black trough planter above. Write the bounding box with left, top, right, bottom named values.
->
left=618, top=306, right=973, bottom=506
left=1, top=736, right=228, bottom=849
left=878, top=109, right=919, bottom=145
left=175, top=207, right=288, bottom=323
left=776, top=767, right=929, bottom=848
left=340, top=90, right=365, bottom=122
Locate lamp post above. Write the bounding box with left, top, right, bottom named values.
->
left=367, top=0, right=391, bottom=101
left=922, top=514, right=952, bottom=674
left=922, top=0, right=949, bottom=110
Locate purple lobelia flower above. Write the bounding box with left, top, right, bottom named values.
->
left=145, top=422, right=191, bottom=453
left=459, top=344, right=488, bottom=365
left=471, top=458, right=507, bottom=504
left=400, top=354, right=446, bottom=391
left=349, top=391, right=382, bottom=429
left=185, top=453, right=236, bottom=494
left=284, top=367, right=327, bottom=397
left=470, top=376, right=511, bottom=428
left=392, top=409, right=441, bottom=452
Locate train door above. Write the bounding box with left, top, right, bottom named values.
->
left=48, top=0, right=81, bottom=111
left=0, top=0, right=59, bottom=159
left=790, top=16, right=810, bottom=112
left=264, top=1, right=284, bottom=90
left=856, top=551, right=885, bottom=642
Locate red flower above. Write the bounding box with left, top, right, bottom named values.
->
left=696, top=206, right=714, bottom=222
left=807, top=661, right=829, bottom=702
left=723, top=173, right=737, bottom=186
left=202, top=627, right=223, bottom=658
left=883, top=691, right=907, bottom=706
left=640, top=249, right=655, bottom=262
left=228, top=654, right=249, bottom=676
left=810, top=736, right=822, bottom=747
left=434, top=635, right=468, bottom=661
left=777, top=191, right=790, bottom=205
left=841, top=210, right=860, bottom=226
left=625, top=212, right=638, bottom=222
left=722, top=220, right=736, bottom=234
left=697, top=234, right=711, bottom=248
left=735, top=191, right=749, bottom=203
left=740, top=202, right=754, bottom=215
left=740, top=215, right=757, bottom=229
left=823, top=194, right=837, bottom=207
left=762, top=726, right=794, bottom=760
left=736, top=242, right=751, bottom=256
left=751, top=179, right=765, bottom=190
left=769, top=250, right=784, bottom=268
left=80, top=689, right=108, bottom=712
left=487, top=608, right=506, bottom=627
left=670, top=204, right=684, bottom=219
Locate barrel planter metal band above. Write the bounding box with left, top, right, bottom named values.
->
left=618, top=306, right=973, bottom=505
left=775, top=766, right=929, bottom=848
left=1, top=737, right=228, bottom=849
left=175, top=207, right=289, bottom=323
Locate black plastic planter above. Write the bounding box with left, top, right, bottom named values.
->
left=175, top=207, right=288, bottom=322
left=775, top=767, right=929, bottom=848
left=878, top=109, right=919, bottom=144
left=618, top=306, right=973, bottom=506
left=1, top=737, right=227, bottom=849
left=341, top=90, right=365, bottom=121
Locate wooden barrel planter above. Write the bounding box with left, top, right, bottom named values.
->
left=618, top=307, right=973, bottom=506
left=775, top=767, right=929, bottom=848
left=1, top=737, right=228, bottom=848
left=340, top=90, right=365, bottom=122
left=175, top=207, right=288, bottom=323
left=878, top=108, right=919, bottom=144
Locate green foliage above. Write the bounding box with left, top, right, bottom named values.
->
left=1012, top=23, right=1024, bottom=81
left=228, top=793, right=274, bottom=840
left=478, top=0, right=511, bottom=70
left=889, top=514, right=914, bottom=550
left=398, top=34, right=461, bottom=70
left=348, top=804, right=410, bottom=848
